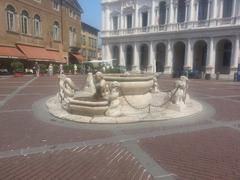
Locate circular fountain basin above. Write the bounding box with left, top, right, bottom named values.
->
left=103, top=74, right=154, bottom=95
left=68, top=97, right=109, bottom=116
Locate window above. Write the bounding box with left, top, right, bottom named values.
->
left=34, top=15, right=41, bottom=37
left=177, top=0, right=186, bottom=23
left=69, top=9, right=74, bottom=17
left=6, top=5, right=16, bottom=31
left=142, top=12, right=148, bottom=27
left=69, top=27, right=76, bottom=46
left=53, top=0, right=60, bottom=11
left=83, top=35, right=86, bottom=45
left=126, top=14, right=132, bottom=29
left=112, top=16, right=118, bottom=30
left=159, top=2, right=166, bottom=25
left=53, top=21, right=60, bottom=41
left=21, top=10, right=29, bottom=34
left=198, top=0, right=208, bottom=20
left=223, top=0, right=233, bottom=18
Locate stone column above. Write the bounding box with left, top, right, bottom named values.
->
left=135, top=3, right=139, bottom=28
left=184, top=39, right=193, bottom=71
left=119, top=44, right=125, bottom=66
left=231, top=35, right=239, bottom=74
left=207, top=0, right=211, bottom=20
left=219, top=0, right=224, bottom=18
left=164, top=41, right=173, bottom=74
left=101, top=8, right=106, bottom=31
left=206, top=38, right=216, bottom=74
left=232, top=0, right=237, bottom=17
left=151, top=0, right=156, bottom=26
left=185, top=4, right=189, bottom=22
left=102, top=43, right=111, bottom=60
left=120, top=6, right=124, bottom=29
left=148, top=41, right=155, bottom=72
left=212, top=0, right=218, bottom=19
left=195, top=2, right=199, bottom=21
left=133, top=43, right=140, bottom=72
left=174, top=5, right=178, bottom=23
left=105, top=7, right=111, bottom=30
left=169, top=0, right=175, bottom=24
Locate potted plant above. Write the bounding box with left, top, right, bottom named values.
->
left=39, top=64, right=47, bottom=76
left=11, top=61, right=24, bottom=77
left=53, top=64, right=59, bottom=74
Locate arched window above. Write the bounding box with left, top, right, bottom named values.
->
left=6, top=5, right=16, bottom=31
left=177, top=0, right=186, bottom=23
left=198, top=0, right=208, bottom=20
left=223, top=0, right=233, bottom=18
left=34, top=15, right=41, bottom=37
left=21, top=10, right=29, bottom=34
left=159, top=1, right=166, bottom=25
left=53, top=21, right=60, bottom=41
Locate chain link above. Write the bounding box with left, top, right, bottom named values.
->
left=120, top=86, right=180, bottom=113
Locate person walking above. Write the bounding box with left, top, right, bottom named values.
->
left=48, top=64, right=53, bottom=76
left=34, top=62, right=40, bottom=77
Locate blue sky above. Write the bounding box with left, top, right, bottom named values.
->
left=78, top=0, right=101, bottom=30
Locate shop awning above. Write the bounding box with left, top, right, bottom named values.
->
left=0, top=46, right=26, bottom=59
left=71, top=53, right=84, bottom=63
left=47, top=49, right=66, bottom=63
left=17, top=44, right=66, bottom=63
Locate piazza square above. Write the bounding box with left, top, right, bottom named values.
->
left=0, top=0, right=240, bottom=180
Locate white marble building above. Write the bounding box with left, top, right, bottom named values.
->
left=101, top=0, right=240, bottom=77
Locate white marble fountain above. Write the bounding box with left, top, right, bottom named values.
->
left=46, top=72, right=202, bottom=124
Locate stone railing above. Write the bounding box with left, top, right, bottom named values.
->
left=102, top=17, right=240, bottom=37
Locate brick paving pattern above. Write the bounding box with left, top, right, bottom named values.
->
left=0, top=144, right=154, bottom=180
left=139, top=128, right=240, bottom=180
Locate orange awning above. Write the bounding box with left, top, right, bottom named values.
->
left=17, top=44, right=50, bottom=61
left=71, top=53, right=84, bottom=63
left=17, top=44, right=66, bottom=63
left=0, top=45, right=26, bottom=59
left=47, top=49, right=66, bottom=63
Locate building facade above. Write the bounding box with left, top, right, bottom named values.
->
left=81, top=22, right=99, bottom=61
left=0, top=0, right=83, bottom=71
left=101, top=0, right=240, bottom=77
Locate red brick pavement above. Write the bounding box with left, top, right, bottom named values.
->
left=139, top=128, right=240, bottom=180
left=1, top=94, right=47, bottom=110
left=0, top=144, right=154, bottom=180
left=204, top=98, right=240, bottom=121
left=0, top=111, right=112, bottom=151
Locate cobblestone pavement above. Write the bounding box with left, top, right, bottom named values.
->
left=0, top=75, right=240, bottom=180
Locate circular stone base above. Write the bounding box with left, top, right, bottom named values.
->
left=46, top=95, right=203, bottom=124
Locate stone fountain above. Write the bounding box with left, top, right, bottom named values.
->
left=46, top=72, right=202, bottom=123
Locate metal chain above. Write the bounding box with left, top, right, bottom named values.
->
left=120, top=86, right=180, bottom=113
